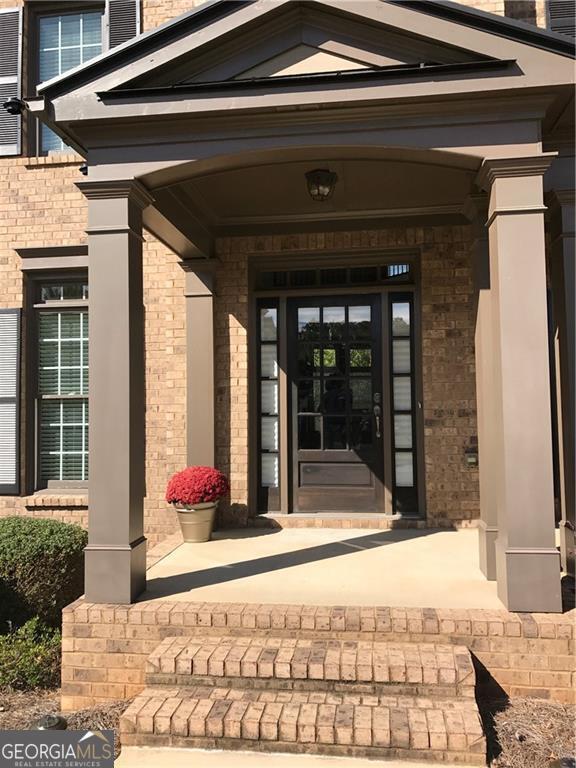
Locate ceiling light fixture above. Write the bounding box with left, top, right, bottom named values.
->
left=305, top=168, right=338, bottom=202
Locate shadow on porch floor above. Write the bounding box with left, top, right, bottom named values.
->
left=141, top=527, right=504, bottom=609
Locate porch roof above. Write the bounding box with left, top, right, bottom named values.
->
left=35, top=0, right=574, bottom=98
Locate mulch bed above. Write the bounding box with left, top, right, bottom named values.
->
left=492, top=698, right=576, bottom=768
left=0, top=689, right=130, bottom=758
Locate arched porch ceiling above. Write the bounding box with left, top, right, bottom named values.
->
left=146, top=151, right=477, bottom=241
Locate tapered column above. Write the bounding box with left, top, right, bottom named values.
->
left=466, top=193, right=498, bottom=580
left=549, top=190, right=575, bottom=578
left=184, top=265, right=215, bottom=467
left=77, top=179, right=153, bottom=604
left=478, top=155, right=562, bottom=613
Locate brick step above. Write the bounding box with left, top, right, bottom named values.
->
left=146, top=636, right=476, bottom=698
left=120, top=685, right=486, bottom=764
left=254, top=513, right=427, bottom=530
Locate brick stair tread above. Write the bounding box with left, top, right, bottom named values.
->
left=146, top=635, right=475, bottom=690
left=120, top=685, right=486, bottom=763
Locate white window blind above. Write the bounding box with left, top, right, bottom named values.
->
left=0, top=309, right=20, bottom=494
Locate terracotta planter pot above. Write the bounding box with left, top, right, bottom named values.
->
left=174, top=501, right=217, bottom=543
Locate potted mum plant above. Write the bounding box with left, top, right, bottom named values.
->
left=166, top=466, right=229, bottom=543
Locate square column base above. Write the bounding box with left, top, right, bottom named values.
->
left=85, top=536, right=147, bottom=604
left=496, top=539, right=562, bottom=612
left=478, top=521, right=498, bottom=581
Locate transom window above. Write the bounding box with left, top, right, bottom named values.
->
left=256, top=263, right=411, bottom=291
left=38, top=10, right=103, bottom=154
left=35, top=280, right=89, bottom=486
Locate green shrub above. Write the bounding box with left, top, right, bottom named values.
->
left=0, top=517, right=87, bottom=629
left=0, top=617, right=61, bottom=690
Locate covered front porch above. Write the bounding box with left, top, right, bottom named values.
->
left=30, top=0, right=575, bottom=615
left=143, top=526, right=503, bottom=609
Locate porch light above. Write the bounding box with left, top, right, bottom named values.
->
left=305, top=169, right=338, bottom=202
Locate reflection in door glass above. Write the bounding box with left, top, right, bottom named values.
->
left=324, top=416, right=347, bottom=450
left=298, top=415, right=321, bottom=449
left=298, top=307, right=320, bottom=339
left=298, top=345, right=321, bottom=377
left=350, top=346, right=372, bottom=373
left=322, top=379, right=347, bottom=413
left=350, top=415, right=372, bottom=448
left=323, top=306, right=345, bottom=340
left=322, top=345, right=346, bottom=376
left=349, top=306, right=371, bottom=339
left=298, top=380, right=321, bottom=413
left=350, top=379, right=372, bottom=412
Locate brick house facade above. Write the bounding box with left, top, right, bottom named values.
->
left=0, top=0, right=573, bottom=614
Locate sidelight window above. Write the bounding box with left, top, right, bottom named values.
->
left=258, top=303, right=280, bottom=509
left=390, top=297, right=418, bottom=513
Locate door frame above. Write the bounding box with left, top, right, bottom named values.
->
left=248, top=249, right=426, bottom=519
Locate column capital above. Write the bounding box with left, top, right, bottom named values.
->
left=463, top=192, right=489, bottom=222
left=76, top=178, right=154, bottom=210
left=476, top=153, right=557, bottom=191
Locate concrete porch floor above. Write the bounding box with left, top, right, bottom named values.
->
left=142, top=527, right=504, bottom=609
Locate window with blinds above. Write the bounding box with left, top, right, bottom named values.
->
left=36, top=281, right=89, bottom=485
left=38, top=10, right=103, bottom=153
left=0, top=310, right=21, bottom=495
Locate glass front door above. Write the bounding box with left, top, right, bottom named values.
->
left=288, top=295, right=385, bottom=512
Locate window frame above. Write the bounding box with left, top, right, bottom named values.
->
left=25, top=2, right=105, bottom=156
left=26, top=271, right=89, bottom=491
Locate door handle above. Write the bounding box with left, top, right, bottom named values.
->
left=373, top=404, right=382, bottom=439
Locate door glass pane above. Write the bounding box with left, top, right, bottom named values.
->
left=261, top=416, right=279, bottom=451
left=322, top=379, right=347, bottom=413
left=392, top=340, right=411, bottom=373
left=260, top=308, right=277, bottom=341
left=323, top=307, right=345, bottom=340
left=324, top=416, right=347, bottom=450
left=261, top=345, right=278, bottom=377
left=392, top=302, right=411, bottom=336
left=298, top=416, right=321, bottom=449
left=298, top=380, right=321, bottom=413
left=261, top=381, right=278, bottom=414
left=349, top=306, right=371, bottom=339
left=395, top=453, right=414, bottom=487
left=298, top=344, right=321, bottom=377
left=394, top=414, right=413, bottom=449
left=261, top=454, right=279, bottom=487
left=350, top=346, right=372, bottom=374
left=298, top=307, right=320, bottom=339
left=393, top=377, right=412, bottom=410
left=350, top=416, right=372, bottom=449
left=322, top=345, right=345, bottom=376
left=350, top=379, right=371, bottom=412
